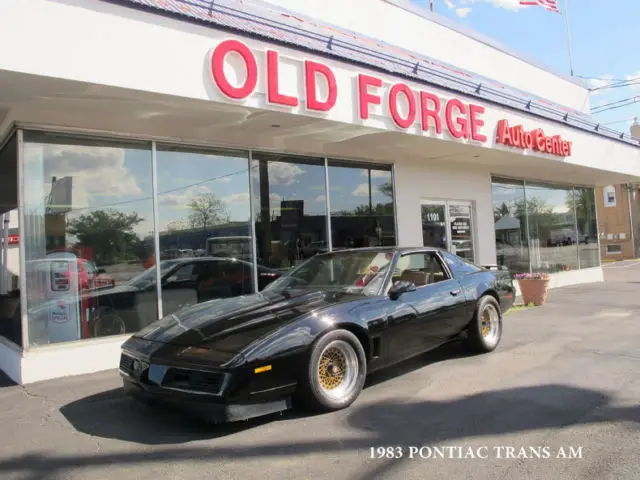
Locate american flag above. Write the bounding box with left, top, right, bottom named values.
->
left=519, top=0, right=561, bottom=13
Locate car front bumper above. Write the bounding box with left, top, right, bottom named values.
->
left=122, top=374, right=292, bottom=423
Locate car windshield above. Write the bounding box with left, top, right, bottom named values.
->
left=263, top=250, right=395, bottom=295
left=128, top=260, right=179, bottom=289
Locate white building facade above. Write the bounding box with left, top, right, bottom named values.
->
left=1, top=0, right=639, bottom=384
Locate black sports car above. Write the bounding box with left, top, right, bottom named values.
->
left=120, top=247, right=515, bottom=422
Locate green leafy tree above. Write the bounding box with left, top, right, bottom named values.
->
left=334, top=183, right=394, bottom=217
left=67, top=210, right=145, bottom=264
left=566, top=189, right=596, bottom=237
left=494, top=202, right=511, bottom=223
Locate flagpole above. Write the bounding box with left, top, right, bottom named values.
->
left=562, top=0, right=575, bottom=76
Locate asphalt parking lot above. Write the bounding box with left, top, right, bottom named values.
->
left=1, top=261, right=640, bottom=480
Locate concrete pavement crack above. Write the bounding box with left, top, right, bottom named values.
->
left=20, top=385, right=106, bottom=452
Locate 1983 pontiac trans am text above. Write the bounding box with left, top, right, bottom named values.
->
left=120, top=247, right=514, bottom=423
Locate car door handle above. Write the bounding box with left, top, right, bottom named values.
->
left=450, top=289, right=461, bottom=296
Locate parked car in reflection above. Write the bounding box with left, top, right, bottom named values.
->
left=86, top=257, right=281, bottom=337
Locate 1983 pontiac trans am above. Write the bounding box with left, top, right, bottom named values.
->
left=120, top=247, right=514, bottom=422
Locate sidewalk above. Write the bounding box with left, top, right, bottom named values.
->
left=1, top=268, right=640, bottom=479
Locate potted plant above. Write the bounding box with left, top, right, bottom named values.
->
left=514, top=272, right=550, bottom=306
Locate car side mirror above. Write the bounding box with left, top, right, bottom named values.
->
left=388, top=280, right=416, bottom=300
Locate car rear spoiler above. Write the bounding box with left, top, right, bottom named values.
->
left=482, top=264, right=509, bottom=271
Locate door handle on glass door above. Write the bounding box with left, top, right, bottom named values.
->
left=450, top=289, right=461, bottom=296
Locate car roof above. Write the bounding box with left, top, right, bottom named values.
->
left=167, top=256, right=245, bottom=263
left=318, top=246, right=441, bottom=255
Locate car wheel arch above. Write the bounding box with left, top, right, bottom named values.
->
left=333, top=323, right=371, bottom=363
left=481, top=289, right=500, bottom=308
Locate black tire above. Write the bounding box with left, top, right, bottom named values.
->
left=297, top=329, right=367, bottom=412
left=92, top=307, right=127, bottom=338
left=463, top=295, right=503, bottom=354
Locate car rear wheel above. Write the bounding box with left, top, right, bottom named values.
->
left=298, top=329, right=367, bottom=412
left=93, top=307, right=127, bottom=338
left=463, top=295, right=502, bottom=354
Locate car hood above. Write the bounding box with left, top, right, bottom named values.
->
left=88, top=283, right=140, bottom=298
left=131, top=289, right=364, bottom=359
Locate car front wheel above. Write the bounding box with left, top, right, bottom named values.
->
left=299, top=329, right=367, bottom=412
left=463, top=295, right=503, bottom=353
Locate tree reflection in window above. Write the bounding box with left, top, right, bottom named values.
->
left=328, top=161, right=396, bottom=250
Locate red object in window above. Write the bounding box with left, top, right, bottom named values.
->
left=7, top=234, right=18, bottom=245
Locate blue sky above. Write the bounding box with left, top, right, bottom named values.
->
left=411, top=0, right=640, bottom=131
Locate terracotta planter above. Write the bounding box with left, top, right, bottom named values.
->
left=518, top=279, right=550, bottom=306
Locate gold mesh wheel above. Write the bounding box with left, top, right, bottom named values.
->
left=480, top=303, right=500, bottom=344
left=315, top=339, right=359, bottom=401
left=318, top=347, right=347, bottom=390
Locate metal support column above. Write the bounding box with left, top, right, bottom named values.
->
left=248, top=150, right=259, bottom=293
left=150, top=141, right=163, bottom=320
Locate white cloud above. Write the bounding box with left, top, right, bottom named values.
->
left=625, top=72, right=640, bottom=91
left=24, top=144, right=145, bottom=208
left=360, top=170, right=391, bottom=178
left=268, top=162, right=304, bottom=185
left=269, top=193, right=283, bottom=205
left=352, top=184, right=370, bottom=197
left=220, top=192, right=283, bottom=205
left=159, top=185, right=211, bottom=207
left=250, top=161, right=305, bottom=186
left=448, top=0, right=529, bottom=14
left=585, top=74, right=615, bottom=96
left=222, top=192, right=250, bottom=205
left=473, top=0, right=526, bottom=11
left=315, top=195, right=326, bottom=202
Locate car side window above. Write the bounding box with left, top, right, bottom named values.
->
left=393, top=252, right=450, bottom=287
left=171, top=263, right=197, bottom=282
left=440, top=251, right=482, bottom=278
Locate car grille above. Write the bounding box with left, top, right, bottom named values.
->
left=119, top=354, right=134, bottom=375
left=162, top=368, right=226, bottom=395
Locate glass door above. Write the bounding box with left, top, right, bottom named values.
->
left=421, top=202, right=448, bottom=250
left=421, top=200, right=476, bottom=262
left=448, top=202, right=474, bottom=262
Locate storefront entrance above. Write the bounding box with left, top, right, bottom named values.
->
left=421, top=200, right=476, bottom=262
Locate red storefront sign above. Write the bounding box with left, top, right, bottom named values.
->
left=7, top=234, right=18, bottom=245
left=496, top=119, right=572, bottom=157
left=209, top=39, right=487, bottom=142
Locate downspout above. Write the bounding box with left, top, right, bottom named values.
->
left=627, top=184, right=636, bottom=258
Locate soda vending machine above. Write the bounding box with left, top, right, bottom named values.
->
left=46, top=258, right=82, bottom=343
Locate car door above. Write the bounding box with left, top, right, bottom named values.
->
left=160, top=262, right=203, bottom=315
left=384, top=251, right=468, bottom=362
left=438, top=250, right=484, bottom=331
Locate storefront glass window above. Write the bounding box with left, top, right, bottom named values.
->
left=573, top=187, right=600, bottom=268
left=0, top=133, right=20, bottom=346
left=156, top=146, right=255, bottom=318
left=327, top=161, right=396, bottom=249
left=251, top=153, right=327, bottom=270
left=491, top=178, right=530, bottom=274
left=22, top=132, right=156, bottom=346
left=523, top=182, right=579, bottom=273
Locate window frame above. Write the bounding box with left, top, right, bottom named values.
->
left=383, top=249, right=453, bottom=294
